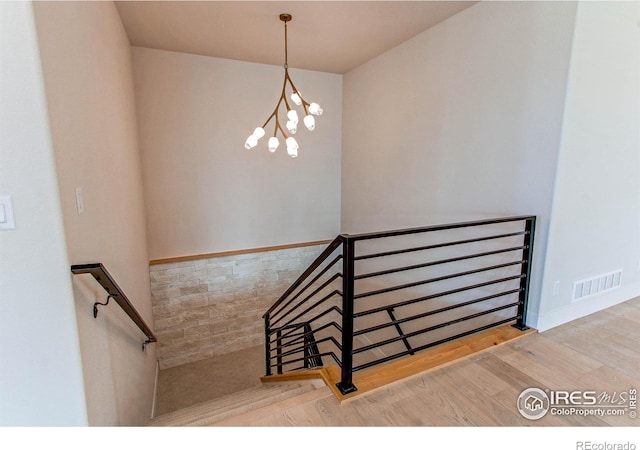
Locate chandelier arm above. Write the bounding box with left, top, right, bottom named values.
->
left=275, top=118, right=289, bottom=139
left=285, top=72, right=310, bottom=115
left=301, top=99, right=310, bottom=116
left=285, top=71, right=309, bottom=107
left=261, top=112, right=288, bottom=140
left=261, top=72, right=289, bottom=129
left=281, top=70, right=293, bottom=111
left=261, top=112, right=275, bottom=130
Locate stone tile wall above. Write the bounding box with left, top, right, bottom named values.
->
left=149, top=244, right=327, bottom=369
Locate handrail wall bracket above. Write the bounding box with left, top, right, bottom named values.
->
left=93, top=293, right=115, bottom=318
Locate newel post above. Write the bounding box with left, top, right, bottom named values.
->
left=264, top=313, right=272, bottom=376
left=513, top=217, right=536, bottom=331
left=337, top=235, right=358, bottom=395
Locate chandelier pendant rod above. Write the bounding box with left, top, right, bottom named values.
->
left=282, top=15, right=310, bottom=113
left=284, top=27, right=287, bottom=67
left=282, top=13, right=290, bottom=69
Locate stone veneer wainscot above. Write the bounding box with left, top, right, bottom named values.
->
left=149, top=244, right=327, bottom=369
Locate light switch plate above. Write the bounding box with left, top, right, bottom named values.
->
left=0, top=195, right=16, bottom=230
left=75, top=187, right=84, bottom=215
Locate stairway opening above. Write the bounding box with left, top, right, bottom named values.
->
left=154, top=345, right=264, bottom=416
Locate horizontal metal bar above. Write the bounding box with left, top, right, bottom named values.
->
left=270, top=320, right=342, bottom=348
left=264, top=236, right=343, bottom=318
left=355, top=260, right=525, bottom=300
left=354, top=302, right=519, bottom=354
left=354, top=288, right=521, bottom=336
left=271, top=318, right=340, bottom=339
left=353, top=316, right=517, bottom=372
left=355, top=231, right=527, bottom=261
left=355, top=274, right=523, bottom=318
left=271, top=308, right=343, bottom=342
left=271, top=336, right=341, bottom=360
left=271, top=290, right=343, bottom=329
left=355, top=246, right=525, bottom=280
left=268, top=305, right=342, bottom=337
left=270, top=255, right=343, bottom=321
left=271, top=272, right=343, bottom=324
left=343, top=216, right=534, bottom=242
left=269, top=351, right=341, bottom=371
left=269, top=335, right=342, bottom=358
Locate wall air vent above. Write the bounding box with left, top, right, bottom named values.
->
left=572, top=269, right=622, bottom=302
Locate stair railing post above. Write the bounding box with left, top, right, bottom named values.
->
left=513, top=217, right=536, bottom=331
left=264, top=313, right=272, bottom=376
left=303, top=322, right=311, bottom=369
left=336, top=235, right=358, bottom=395
left=276, top=329, right=283, bottom=374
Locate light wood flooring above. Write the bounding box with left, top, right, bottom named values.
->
left=155, top=297, right=640, bottom=426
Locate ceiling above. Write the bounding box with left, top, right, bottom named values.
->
left=115, top=1, right=477, bottom=74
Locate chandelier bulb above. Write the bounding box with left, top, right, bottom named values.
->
left=252, top=127, right=266, bottom=139
left=286, top=120, right=297, bottom=134
left=287, top=109, right=299, bottom=124
left=244, top=134, right=258, bottom=149
left=309, top=103, right=323, bottom=116
left=291, top=92, right=302, bottom=106
left=268, top=136, right=279, bottom=152
left=304, top=115, right=315, bottom=131
left=286, top=137, right=299, bottom=157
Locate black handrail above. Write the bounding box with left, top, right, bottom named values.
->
left=355, top=230, right=527, bottom=261
left=71, top=263, right=157, bottom=351
left=347, top=215, right=535, bottom=241
left=263, top=215, right=536, bottom=395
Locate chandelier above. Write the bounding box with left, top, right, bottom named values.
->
left=244, top=14, right=323, bottom=158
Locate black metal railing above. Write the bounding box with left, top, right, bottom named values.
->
left=263, top=216, right=535, bottom=395
left=71, top=263, right=157, bottom=351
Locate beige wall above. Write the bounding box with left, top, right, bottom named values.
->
left=536, top=1, right=640, bottom=330
left=131, top=47, right=343, bottom=261
left=341, top=1, right=578, bottom=323
left=0, top=1, right=87, bottom=426
left=33, top=1, right=156, bottom=426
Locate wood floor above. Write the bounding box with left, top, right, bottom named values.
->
left=211, top=297, right=640, bottom=426
left=261, top=323, right=537, bottom=402
left=217, top=298, right=640, bottom=427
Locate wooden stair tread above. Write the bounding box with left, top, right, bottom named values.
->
left=150, top=384, right=285, bottom=423
left=211, top=385, right=334, bottom=426
left=149, top=382, right=315, bottom=426
left=262, top=323, right=537, bottom=402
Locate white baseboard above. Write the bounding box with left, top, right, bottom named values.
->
left=151, top=359, right=160, bottom=419
left=529, top=286, right=640, bottom=332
